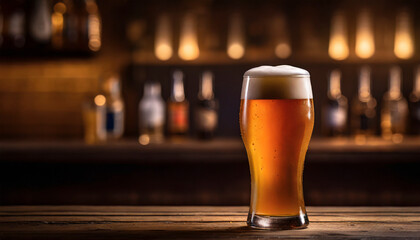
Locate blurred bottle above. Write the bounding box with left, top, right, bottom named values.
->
left=138, top=82, right=165, bottom=145
left=195, top=71, right=218, bottom=139
left=83, top=94, right=106, bottom=144
left=351, top=67, right=377, bottom=142
left=30, top=0, right=52, bottom=44
left=64, top=0, right=79, bottom=47
left=51, top=0, right=65, bottom=49
left=84, top=0, right=101, bottom=52
left=0, top=4, right=4, bottom=47
left=322, top=70, right=348, bottom=136
left=102, top=74, right=124, bottom=140
left=381, top=66, right=408, bottom=142
left=8, top=0, right=26, bottom=48
left=167, top=70, right=189, bottom=136
left=51, top=0, right=80, bottom=50
left=409, top=66, right=420, bottom=135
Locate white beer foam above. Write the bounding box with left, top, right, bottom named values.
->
left=241, top=65, right=313, bottom=99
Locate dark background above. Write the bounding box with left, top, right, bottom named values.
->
left=0, top=0, right=420, bottom=206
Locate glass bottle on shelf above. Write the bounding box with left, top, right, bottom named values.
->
left=30, top=0, right=52, bottom=44
left=195, top=71, right=218, bottom=139
left=82, top=94, right=106, bottom=144
left=102, top=74, right=124, bottom=140
left=381, top=66, right=408, bottom=143
left=167, top=70, right=189, bottom=137
left=8, top=0, right=26, bottom=48
left=409, top=66, right=420, bottom=135
left=322, top=69, right=348, bottom=136
left=51, top=0, right=65, bottom=49
left=351, top=66, right=377, bottom=143
left=0, top=4, right=3, bottom=47
left=84, top=0, right=101, bottom=52
left=138, top=82, right=165, bottom=145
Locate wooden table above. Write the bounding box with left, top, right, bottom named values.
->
left=1, top=206, right=419, bottom=239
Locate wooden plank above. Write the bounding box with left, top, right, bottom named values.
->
left=1, top=206, right=420, bottom=239
left=2, top=215, right=420, bottom=223
left=1, top=221, right=420, bottom=239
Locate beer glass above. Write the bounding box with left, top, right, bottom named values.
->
left=240, top=65, right=314, bottom=229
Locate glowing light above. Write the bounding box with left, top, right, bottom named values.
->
left=178, top=14, right=199, bottom=61
left=138, top=134, right=150, bottom=145
left=94, top=94, right=106, bottom=106
left=394, top=10, right=414, bottom=59
left=275, top=43, right=291, bottom=59
left=328, top=11, right=349, bottom=60
left=355, top=10, right=375, bottom=59
left=227, top=13, right=245, bottom=59
left=155, top=14, right=173, bottom=61
left=272, top=15, right=291, bottom=59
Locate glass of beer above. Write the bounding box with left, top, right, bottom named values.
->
left=240, top=65, right=314, bottom=229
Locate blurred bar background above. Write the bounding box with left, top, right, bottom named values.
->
left=1, top=0, right=420, bottom=206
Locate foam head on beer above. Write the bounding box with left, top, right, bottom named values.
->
left=241, top=65, right=313, bottom=100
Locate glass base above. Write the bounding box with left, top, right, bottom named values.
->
left=247, top=213, right=309, bottom=230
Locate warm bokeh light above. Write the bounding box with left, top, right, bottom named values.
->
left=394, top=10, right=414, bottom=59
left=94, top=94, right=106, bottom=106
left=328, top=11, right=349, bottom=60
left=178, top=14, right=199, bottom=61
left=356, top=10, right=375, bottom=59
left=155, top=14, right=173, bottom=61
left=272, top=15, right=291, bottom=59
left=275, top=43, right=291, bottom=59
left=227, top=43, right=244, bottom=59
left=227, top=14, right=245, bottom=59
left=138, top=134, right=150, bottom=145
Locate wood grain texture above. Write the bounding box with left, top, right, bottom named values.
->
left=0, top=206, right=420, bottom=239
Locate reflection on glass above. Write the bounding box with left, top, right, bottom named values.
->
left=155, top=14, right=173, bottom=61
left=355, top=9, right=375, bottom=59
left=394, top=9, right=414, bottom=60
left=328, top=11, right=349, bottom=60
left=178, top=14, right=199, bottom=61
left=227, top=13, right=245, bottom=59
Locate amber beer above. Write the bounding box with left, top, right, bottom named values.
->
left=240, top=65, right=314, bottom=229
